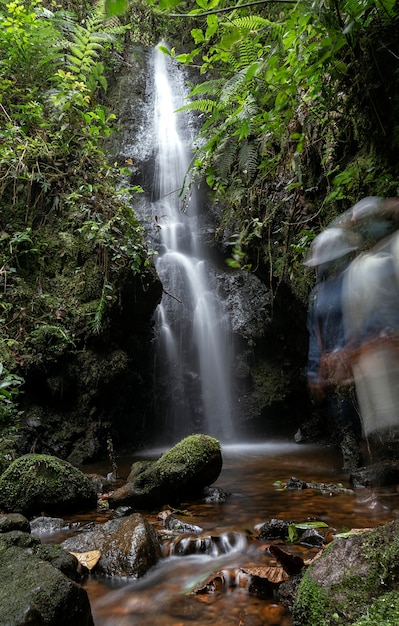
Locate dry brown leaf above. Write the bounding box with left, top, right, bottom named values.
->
left=241, top=565, right=289, bottom=584
left=70, top=549, right=101, bottom=571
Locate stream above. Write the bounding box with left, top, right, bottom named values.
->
left=47, top=442, right=399, bottom=626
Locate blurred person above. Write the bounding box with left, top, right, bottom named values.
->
left=343, top=228, right=399, bottom=460
left=303, top=227, right=363, bottom=471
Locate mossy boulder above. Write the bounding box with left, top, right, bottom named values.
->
left=109, top=434, right=222, bottom=509
left=0, top=454, right=97, bottom=516
left=293, top=520, right=399, bottom=625
left=0, top=531, right=93, bottom=625
left=0, top=513, right=30, bottom=534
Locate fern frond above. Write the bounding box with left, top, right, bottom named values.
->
left=176, top=99, right=215, bottom=114
left=237, top=96, right=261, bottom=123
left=230, top=16, right=269, bottom=32
left=214, top=136, right=239, bottom=179
left=190, top=79, right=224, bottom=98
left=238, top=140, right=259, bottom=179
left=230, top=38, right=258, bottom=71
left=220, top=67, right=248, bottom=104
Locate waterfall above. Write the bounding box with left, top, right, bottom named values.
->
left=148, top=45, right=235, bottom=443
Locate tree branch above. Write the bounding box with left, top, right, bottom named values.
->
left=170, top=0, right=297, bottom=18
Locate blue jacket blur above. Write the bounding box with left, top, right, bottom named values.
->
left=306, top=270, right=346, bottom=386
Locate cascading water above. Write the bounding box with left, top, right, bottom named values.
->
left=148, top=45, right=235, bottom=442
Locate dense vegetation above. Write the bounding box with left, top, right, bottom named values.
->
left=1, top=0, right=398, bottom=460
left=159, top=0, right=399, bottom=296
left=0, top=0, right=160, bottom=456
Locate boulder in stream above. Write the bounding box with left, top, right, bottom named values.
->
left=61, top=512, right=162, bottom=577
left=350, top=459, right=399, bottom=488
left=0, top=453, right=97, bottom=516
left=293, top=520, right=399, bottom=625
left=108, top=434, right=223, bottom=509
left=0, top=530, right=93, bottom=626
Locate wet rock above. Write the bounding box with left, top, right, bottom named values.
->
left=86, top=472, right=116, bottom=495
left=286, top=476, right=353, bottom=494
left=293, top=520, right=399, bottom=625
left=276, top=572, right=304, bottom=609
left=201, top=486, right=231, bottom=503
left=298, top=528, right=325, bottom=548
left=350, top=460, right=399, bottom=488
left=109, top=434, right=222, bottom=509
left=0, top=531, right=93, bottom=626
left=111, top=505, right=134, bottom=518
left=30, top=516, right=69, bottom=536
left=286, top=477, right=308, bottom=490
left=0, top=513, right=30, bottom=534
left=160, top=511, right=203, bottom=534
left=0, top=454, right=97, bottom=516
left=61, top=512, right=162, bottom=577
left=219, top=271, right=272, bottom=339
left=258, top=518, right=291, bottom=541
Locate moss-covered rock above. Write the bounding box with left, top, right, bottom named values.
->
left=293, top=520, right=399, bottom=625
left=109, top=434, right=222, bottom=509
left=0, top=531, right=93, bottom=626
left=0, top=513, right=30, bottom=534
left=0, top=454, right=97, bottom=516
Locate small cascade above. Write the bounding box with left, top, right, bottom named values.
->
left=148, top=45, right=236, bottom=442
left=163, top=531, right=248, bottom=558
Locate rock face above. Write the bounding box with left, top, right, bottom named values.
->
left=108, top=434, right=223, bottom=509
left=350, top=460, right=399, bottom=488
left=61, top=512, right=162, bottom=577
left=293, top=520, right=399, bottom=625
left=0, top=454, right=97, bottom=516
left=0, top=529, right=93, bottom=626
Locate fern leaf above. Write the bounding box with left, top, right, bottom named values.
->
left=190, top=79, right=224, bottom=98
left=220, top=68, right=247, bottom=104
left=230, top=16, right=270, bottom=32
left=176, top=99, right=215, bottom=114
left=238, top=140, right=259, bottom=179
left=69, top=45, right=84, bottom=59
left=214, top=136, right=238, bottom=179
left=65, top=56, right=83, bottom=71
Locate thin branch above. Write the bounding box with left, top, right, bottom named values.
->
left=170, top=0, right=297, bottom=18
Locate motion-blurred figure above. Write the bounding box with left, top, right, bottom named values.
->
left=304, top=227, right=362, bottom=470
left=342, top=221, right=399, bottom=460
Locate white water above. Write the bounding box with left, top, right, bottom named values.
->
left=150, top=45, right=235, bottom=442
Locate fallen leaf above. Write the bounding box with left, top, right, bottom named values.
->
left=241, top=565, right=289, bottom=584
left=70, top=550, right=101, bottom=570
left=269, top=544, right=304, bottom=575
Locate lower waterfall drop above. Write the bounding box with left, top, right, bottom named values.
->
left=149, top=45, right=235, bottom=443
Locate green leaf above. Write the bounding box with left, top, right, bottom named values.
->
left=191, top=28, right=205, bottom=44
left=294, top=521, right=328, bottom=530
left=105, top=0, right=128, bottom=17
left=205, top=15, right=218, bottom=39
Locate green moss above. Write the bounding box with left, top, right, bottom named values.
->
left=156, top=434, right=221, bottom=472
left=111, top=434, right=223, bottom=510
left=352, top=591, right=399, bottom=625
left=0, top=453, right=97, bottom=515
left=292, top=572, right=332, bottom=626
left=293, top=522, right=399, bottom=625
left=361, top=521, right=399, bottom=588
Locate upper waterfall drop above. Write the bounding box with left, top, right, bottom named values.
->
left=149, top=44, right=236, bottom=443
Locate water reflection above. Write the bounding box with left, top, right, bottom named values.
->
left=71, top=443, right=399, bottom=625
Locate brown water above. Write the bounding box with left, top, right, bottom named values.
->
left=59, top=442, right=399, bottom=626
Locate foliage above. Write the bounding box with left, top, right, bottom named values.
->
left=0, top=363, right=23, bottom=470
left=0, top=363, right=23, bottom=426
left=0, top=0, right=154, bottom=371
left=287, top=520, right=328, bottom=543
left=157, top=0, right=399, bottom=296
